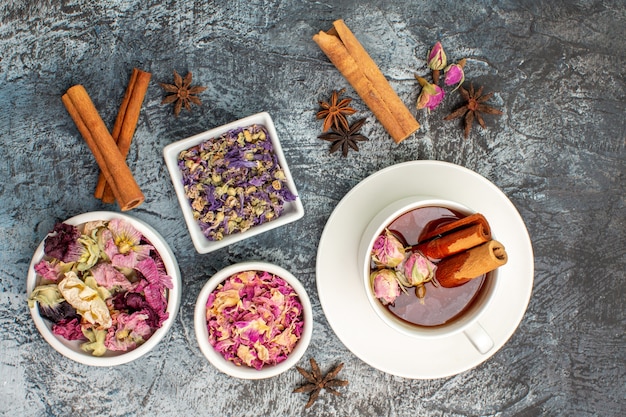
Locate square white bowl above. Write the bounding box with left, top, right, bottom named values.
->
left=163, top=112, right=304, bottom=254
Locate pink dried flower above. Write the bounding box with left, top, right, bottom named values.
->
left=103, top=218, right=153, bottom=269
left=104, top=311, right=153, bottom=351
left=427, top=41, right=447, bottom=71
left=427, top=41, right=447, bottom=84
left=371, top=269, right=401, bottom=305
left=398, top=252, right=436, bottom=286
left=91, top=263, right=133, bottom=291
left=52, top=317, right=86, bottom=341
left=371, top=229, right=406, bottom=268
left=415, top=76, right=445, bottom=111
left=136, top=257, right=174, bottom=290
left=34, top=259, right=67, bottom=282
left=444, top=58, right=466, bottom=91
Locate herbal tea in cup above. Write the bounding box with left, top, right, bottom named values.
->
left=359, top=197, right=508, bottom=354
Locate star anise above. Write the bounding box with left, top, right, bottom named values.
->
left=160, top=70, right=207, bottom=116
left=316, top=88, right=357, bottom=132
left=293, top=358, right=349, bottom=409
left=318, top=118, right=369, bottom=157
left=444, top=83, right=503, bottom=138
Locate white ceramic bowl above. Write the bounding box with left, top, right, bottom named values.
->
left=194, top=261, right=313, bottom=379
left=26, top=211, right=182, bottom=367
left=358, top=197, right=500, bottom=352
left=163, top=112, right=304, bottom=254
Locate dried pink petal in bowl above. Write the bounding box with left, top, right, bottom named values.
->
left=205, top=270, right=305, bottom=370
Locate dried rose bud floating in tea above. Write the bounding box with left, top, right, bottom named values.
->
left=177, top=124, right=297, bottom=241
left=205, top=270, right=305, bottom=370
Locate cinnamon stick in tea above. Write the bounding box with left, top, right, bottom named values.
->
left=95, top=68, right=151, bottom=203
left=313, top=19, right=420, bottom=143
left=62, top=85, right=144, bottom=211
left=435, top=240, right=508, bottom=288
left=415, top=213, right=491, bottom=259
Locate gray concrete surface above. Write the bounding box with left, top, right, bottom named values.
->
left=1, top=1, right=624, bottom=416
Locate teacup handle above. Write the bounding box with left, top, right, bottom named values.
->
left=463, top=322, right=494, bottom=354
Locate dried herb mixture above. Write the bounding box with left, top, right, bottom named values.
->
left=177, top=124, right=297, bottom=241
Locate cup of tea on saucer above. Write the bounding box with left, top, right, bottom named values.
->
left=359, top=196, right=509, bottom=354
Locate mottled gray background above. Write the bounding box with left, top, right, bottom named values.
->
left=1, top=0, right=624, bottom=416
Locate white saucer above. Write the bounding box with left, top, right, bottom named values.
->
left=316, top=161, right=534, bottom=379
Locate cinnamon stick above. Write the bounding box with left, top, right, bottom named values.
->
left=415, top=213, right=491, bottom=259
left=62, top=85, right=144, bottom=211
left=95, top=68, right=151, bottom=203
left=313, top=19, right=420, bottom=143
left=435, top=240, right=508, bottom=288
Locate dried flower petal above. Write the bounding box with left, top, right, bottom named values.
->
left=103, top=219, right=153, bottom=269
left=27, top=284, right=76, bottom=322
left=52, top=317, right=86, bottom=341
left=75, top=234, right=101, bottom=272
left=104, top=311, right=153, bottom=351
left=44, top=223, right=82, bottom=262
left=81, top=328, right=107, bottom=356
left=33, top=259, right=66, bottom=282
left=58, top=272, right=112, bottom=328
left=91, top=263, right=133, bottom=291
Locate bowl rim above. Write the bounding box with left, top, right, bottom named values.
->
left=359, top=197, right=500, bottom=339
left=194, top=261, right=313, bottom=379
left=26, top=211, right=182, bottom=367
left=162, top=112, right=305, bottom=254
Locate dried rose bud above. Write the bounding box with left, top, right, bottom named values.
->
left=371, top=229, right=406, bottom=268
left=427, top=42, right=447, bottom=71
left=398, top=252, right=436, bottom=286
left=415, top=76, right=445, bottom=111
left=371, top=269, right=401, bottom=305
left=444, top=58, right=466, bottom=90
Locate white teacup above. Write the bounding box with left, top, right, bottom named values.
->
left=358, top=196, right=499, bottom=354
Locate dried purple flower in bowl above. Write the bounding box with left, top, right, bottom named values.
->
left=163, top=112, right=304, bottom=254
